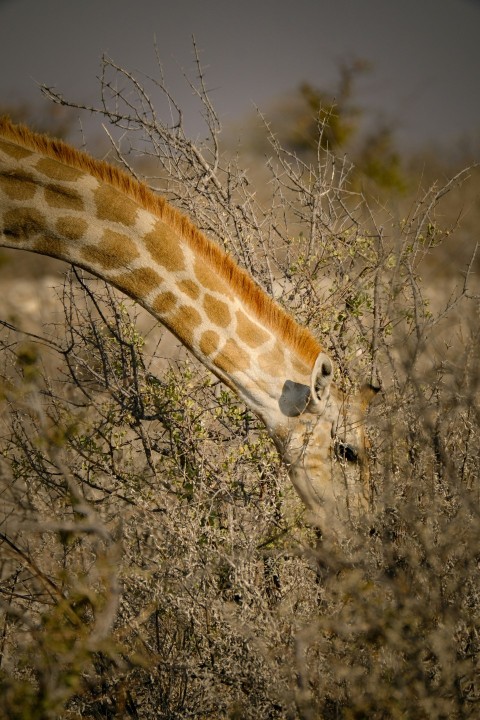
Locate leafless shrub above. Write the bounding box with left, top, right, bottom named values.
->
left=0, top=49, right=478, bottom=718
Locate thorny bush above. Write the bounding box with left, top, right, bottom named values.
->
left=0, top=51, right=479, bottom=718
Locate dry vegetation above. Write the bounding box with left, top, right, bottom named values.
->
left=0, top=53, right=479, bottom=718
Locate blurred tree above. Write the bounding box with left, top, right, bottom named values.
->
left=0, top=100, right=75, bottom=139
left=249, top=60, right=407, bottom=194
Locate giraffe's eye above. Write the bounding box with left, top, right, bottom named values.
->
left=335, top=441, right=358, bottom=463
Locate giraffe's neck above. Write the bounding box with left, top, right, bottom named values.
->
left=0, top=120, right=321, bottom=434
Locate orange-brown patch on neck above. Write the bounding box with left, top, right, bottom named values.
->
left=169, top=305, right=202, bottom=348
left=35, top=157, right=85, bottom=182
left=143, top=219, right=186, bottom=272
left=44, top=183, right=84, bottom=212
left=0, top=137, right=34, bottom=160
left=112, top=267, right=163, bottom=299
left=203, top=294, right=232, bottom=328
left=3, top=206, right=47, bottom=242
left=152, top=291, right=177, bottom=315
left=94, top=183, right=139, bottom=226
left=177, top=279, right=200, bottom=300
left=55, top=216, right=88, bottom=241
left=236, top=310, right=270, bottom=348
left=258, top=342, right=287, bottom=377
left=82, top=229, right=140, bottom=270
left=199, top=329, right=220, bottom=357
left=0, top=169, right=37, bottom=201
left=214, top=339, right=251, bottom=374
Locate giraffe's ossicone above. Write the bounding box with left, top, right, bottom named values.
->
left=0, top=117, right=378, bottom=535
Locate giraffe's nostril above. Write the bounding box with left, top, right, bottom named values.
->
left=335, top=441, right=358, bottom=463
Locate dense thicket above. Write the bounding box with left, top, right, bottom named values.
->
left=1, top=54, right=479, bottom=718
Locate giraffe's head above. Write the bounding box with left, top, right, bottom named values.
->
left=276, top=352, right=379, bottom=530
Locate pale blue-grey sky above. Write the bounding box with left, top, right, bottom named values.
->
left=0, top=0, right=479, bottom=151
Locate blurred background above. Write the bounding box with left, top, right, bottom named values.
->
left=0, top=0, right=479, bottom=150
left=1, top=7, right=480, bottom=717
left=0, top=0, right=479, bottom=301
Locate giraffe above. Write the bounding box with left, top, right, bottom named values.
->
left=0, top=117, right=378, bottom=534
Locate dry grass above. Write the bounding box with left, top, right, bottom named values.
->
left=0, top=52, right=479, bottom=719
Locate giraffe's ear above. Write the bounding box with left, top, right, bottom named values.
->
left=310, top=352, right=333, bottom=407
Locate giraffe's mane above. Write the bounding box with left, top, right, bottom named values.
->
left=0, top=117, right=321, bottom=366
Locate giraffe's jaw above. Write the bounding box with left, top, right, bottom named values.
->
left=282, top=423, right=369, bottom=532
left=281, top=414, right=335, bottom=520
left=275, top=385, right=375, bottom=533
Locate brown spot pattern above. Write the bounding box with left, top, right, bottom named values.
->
left=169, top=305, right=202, bottom=347
left=44, top=182, right=84, bottom=211
left=236, top=310, right=270, bottom=348
left=143, top=220, right=186, bottom=272
left=258, top=342, right=286, bottom=376
left=2, top=207, right=46, bottom=242
left=33, top=237, right=68, bottom=257
left=152, top=291, right=177, bottom=315
left=199, top=330, right=220, bottom=357
left=0, top=138, right=34, bottom=160
left=112, top=267, right=162, bottom=299
left=177, top=279, right=200, bottom=300
left=194, top=257, right=231, bottom=295
left=55, top=216, right=88, bottom=241
left=94, top=184, right=138, bottom=226
left=291, top=354, right=311, bottom=377
left=35, top=157, right=85, bottom=182
left=82, top=228, right=139, bottom=270
left=214, top=339, right=251, bottom=374
left=203, top=293, right=231, bottom=328
left=0, top=169, right=36, bottom=201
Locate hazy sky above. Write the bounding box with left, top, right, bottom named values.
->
left=0, top=0, right=479, bottom=151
